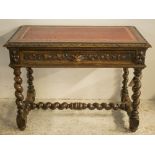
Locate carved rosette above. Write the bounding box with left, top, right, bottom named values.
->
left=10, top=50, right=20, bottom=64
left=23, top=52, right=132, bottom=62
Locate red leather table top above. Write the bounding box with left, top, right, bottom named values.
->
left=5, top=26, right=150, bottom=48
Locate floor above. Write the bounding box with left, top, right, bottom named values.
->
left=0, top=99, right=155, bottom=135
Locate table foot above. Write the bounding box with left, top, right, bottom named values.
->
left=129, top=118, right=139, bottom=132
left=16, top=111, right=27, bottom=131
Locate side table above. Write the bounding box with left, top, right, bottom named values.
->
left=4, top=26, right=151, bottom=132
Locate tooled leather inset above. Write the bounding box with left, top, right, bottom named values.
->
left=18, top=26, right=137, bottom=42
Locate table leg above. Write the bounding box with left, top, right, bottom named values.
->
left=13, top=67, right=27, bottom=130
left=121, top=68, right=130, bottom=102
left=129, top=68, right=142, bottom=132
left=121, top=68, right=132, bottom=116
left=26, top=67, right=36, bottom=103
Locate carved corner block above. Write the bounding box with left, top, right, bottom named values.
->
left=135, top=51, right=146, bottom=65
left=9, top=50, right=20, bottom=66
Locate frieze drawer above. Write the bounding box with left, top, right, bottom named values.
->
left=18, top=50, right=144, bottom=67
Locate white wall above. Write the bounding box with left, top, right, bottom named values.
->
left=0, top=19, right=154, bottom=101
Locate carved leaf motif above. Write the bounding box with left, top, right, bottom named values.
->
left=23, top=52, right=132, bottom=62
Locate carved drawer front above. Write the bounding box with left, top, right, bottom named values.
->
left=20, top=50, right=141, bottom=67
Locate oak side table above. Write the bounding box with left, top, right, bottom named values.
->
left=4, top=26, right=151, bottom=132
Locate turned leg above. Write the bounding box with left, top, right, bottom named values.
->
left=129, top=68, right=142, bottom=132
left=121, top=68, right=129, bottom=102
left=121, top=68, right=132, bottom=115
left=25, top=67, right=35, bottom=103
left=14, top=67, right=27, bottom=130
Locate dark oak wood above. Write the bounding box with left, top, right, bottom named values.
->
left=121, top=68, right=132, bottom=116
left=25, top=67, right=36, bottom=102
left=13, top=67, right=27, bottom=130
left=27, top=102, right=127, bottom=111
left=4, top=25, right=151, bottom=132
left=121, top=68, right=129, bottom=102
left=130, top=68, right=142, bottom=132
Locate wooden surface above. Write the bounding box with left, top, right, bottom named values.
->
left=4, top=26, right=151, bottom=48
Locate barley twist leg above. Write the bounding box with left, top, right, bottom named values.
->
left=121, top=68, right=132, bottom=116
left=26, top=67, right=35, bottom=102
left=129, top=68, right=142, bottom=132
left=14, top=67, right=27, bottom=130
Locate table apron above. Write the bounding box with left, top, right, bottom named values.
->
left=9, top=50, right=146, bottom=68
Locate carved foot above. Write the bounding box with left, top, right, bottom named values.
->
left=129, top=118, right=139, bottom=132
left=16, top=112, right=27, bottom=131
